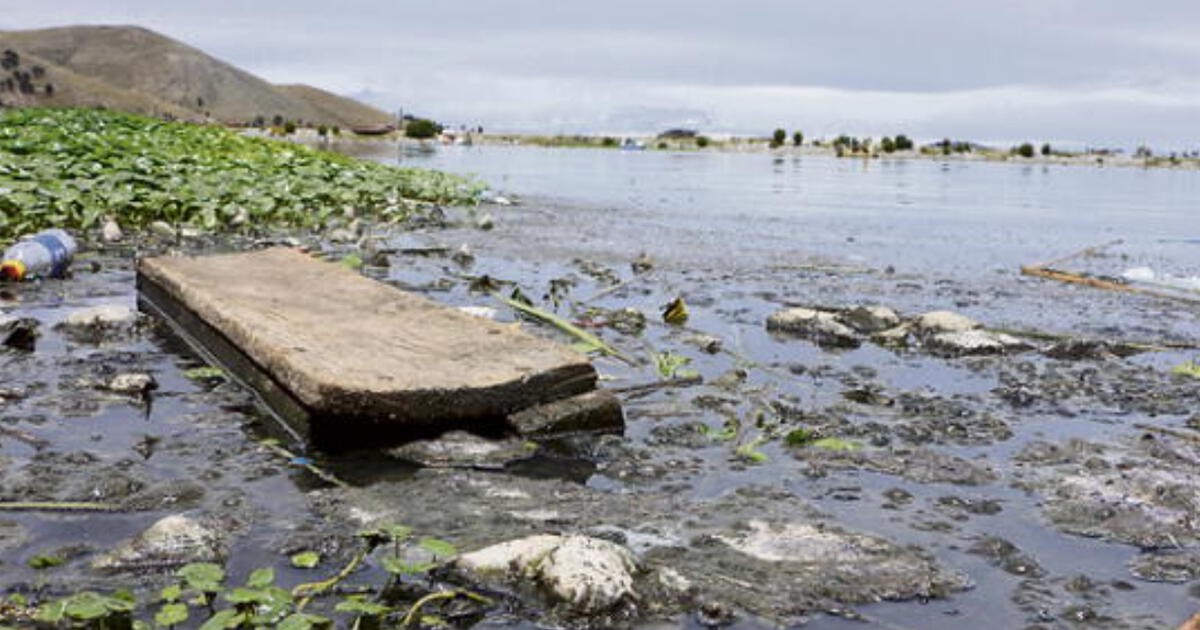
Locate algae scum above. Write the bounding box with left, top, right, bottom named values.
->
left=3, top=112, right=1200, bottom=629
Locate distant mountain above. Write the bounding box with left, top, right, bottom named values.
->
left=0, top=25, right=393, bottom=128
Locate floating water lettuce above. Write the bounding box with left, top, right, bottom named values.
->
left=0, top=108, right=483, bottom=240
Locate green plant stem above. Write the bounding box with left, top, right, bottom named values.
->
left=401, top=589, right=493, bottom=626
left=292, top=546, right=371, bottom=610
left=493, top=293, right=634, bottom=364
left=259, top=441, right=349, bottom=488
left=0, top=501, right=118, bottom=512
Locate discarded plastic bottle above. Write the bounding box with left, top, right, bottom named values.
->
left=0, top=229, right=78, bottom=281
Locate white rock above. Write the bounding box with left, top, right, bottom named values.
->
left=923, top=330, right=1031, bottom=357
left=60, top=304, right=138, bottom=330
left=912, top=311, right=981, bottom=336
left=716, top=519, right=885, bottom=564
left=458, top=306, right=497, bottom=319
left=92, top=515, right=223, bottom=571
left=101, top=219, right=123, bottom=243
left=476, top=213, right=495, bottom=231
left=837, top=305, right=901, bottom=334
left=107, top=372, right=157, bottom=394
left=455, top=534, right=638, bottom=614
left=766, top=308, right=861, bottom=348
left=149, top=221, right=177, bottom=240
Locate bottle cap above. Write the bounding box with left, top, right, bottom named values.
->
left=0, top=260, right=25, bottom=281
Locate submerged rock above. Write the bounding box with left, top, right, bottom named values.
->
left=912, top=310, right=981, bottom=336
left=92, top=514, right=224, bottom=571
left=1044, top=339, right=1144, bottom=361
left=387, top=431, right=533, bottom=469
left=0, top=315, right=39, bottom=351
left=1129, top=550, right=1200, bottom=583
left=101, top=219, right=123, bottom=243
left=454, top=534, right=639, bottom=617
left=922, top=329, right=1032, bottom=357
left=105, top=372, right=158, bottom=396
left=57, top=304, right=140, bottom=343
left=508, top=390, right=625, bottom=438
left=837, top=305, right=901, bottom=334
left=767, top=308, right=861, bottom=349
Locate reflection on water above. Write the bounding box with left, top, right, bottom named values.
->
left=347, top=142, right=1200, bottom=278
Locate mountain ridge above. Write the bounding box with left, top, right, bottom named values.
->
left=0, top=24, right=393, bottom=128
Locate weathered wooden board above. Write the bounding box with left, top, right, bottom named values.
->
left=137, top=247, right=603, bottom=446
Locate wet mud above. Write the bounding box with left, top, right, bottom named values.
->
left=1, top=192, right=1199, bottom=629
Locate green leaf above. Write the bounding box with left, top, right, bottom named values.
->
left=161, top=584, right=182, bottom=603
left=340, top=253, right=364, bottom=270
left=64, top=592, right=111, bottom=620
left=184, top=366, right=225, bottom=380
left=27, top=553, right=65, bottom=569
left=334, top=597, right=391, bottom=616
left=246, top=567, right=275, bottom=588
left=784, top=428, right=817, bottom=447
left=35, top=599, right=67, bottom=623
left=290, top=551, right=320, bottom=569
left=178, top=562, right=225, bottom=592
left=197, top=609, right=240, bottom=630
left=155, top=602, right=189, bottom=627
left=418, top=537, right=458, bottom=559
left=224, top=588, right=267, bottom=604
left=277, top=613, right=330, bottom=630
left=809, top=437, right=862, bottom=451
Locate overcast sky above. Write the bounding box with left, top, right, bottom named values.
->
left=5, top=1, right=1200, bottom=148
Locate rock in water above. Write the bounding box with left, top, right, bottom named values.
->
left=106, top=372, right=158, bottom=395
left=0, top=315, right=39, bottom=351
left=454, top=534, right=638, bottom=616
left=101, top=219, right=124, bottom=243
left=923, top=330, right=1032, bottom=357
left=912, top=310, right=981, bottom=336
left=92, top=515, right=224, bottom=571
left=837, top=305, right=901, bottom=334
left=766, top=308, right=861, bottom=349
left=387, top=431, right=532, bottom=469
left=57, top=304, right=140, bottom=343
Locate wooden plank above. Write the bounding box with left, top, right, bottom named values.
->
left=137, top=247, right=600, bottom=445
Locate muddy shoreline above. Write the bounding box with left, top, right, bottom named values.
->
left=1, top=194, right=1199, bottom=629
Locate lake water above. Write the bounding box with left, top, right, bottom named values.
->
left=379, top=144, right=1200, bottom=279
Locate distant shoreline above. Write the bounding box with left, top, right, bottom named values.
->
left=288, top=128, right=1200, bottom=172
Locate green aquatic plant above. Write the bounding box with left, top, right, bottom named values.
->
left=183, top=366, right=224, bottom=381
left=1171, top=360, right=1200, bottom=378
left=652, top=350, right=698, bottom=381
left=0, top=108, right=483, bottom=241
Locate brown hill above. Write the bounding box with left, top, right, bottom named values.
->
left=0, top=25, right=392, bottom=127
left=276, top=84, right=396, bottom=129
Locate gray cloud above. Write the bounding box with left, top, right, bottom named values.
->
left=4, top=1, right=1200, bottom=147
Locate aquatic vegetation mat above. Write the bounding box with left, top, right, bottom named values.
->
left=0, top=108, right=483, bottom=240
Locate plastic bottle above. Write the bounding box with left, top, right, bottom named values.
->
left=0, top=229, right=78, bottom=281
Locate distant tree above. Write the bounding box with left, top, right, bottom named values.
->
left=332, top=126, right=340, bottom=136
left=772, top=128, right=786, bottom=147
left=253, top=115, right=265, bottom=127
left=601, top=136, right=618, bottom=147
left=894, top=134, right=913, bottom=151
left=317, top=124, right=329, bottom=137
left=44, top=83, right=53, bottom=96
left=1041, top=142, right=1051, bottom=156
left=880, top=136, right=896, bottom=153
left=272, top=114, right=284, bottom=126
left=696, top=136, right=710, bottom=148
left=196, top=96, right=204, bottom=108
left=0, top=50, right=18, bottom=70
left=792, top=131, right=803, bottom=146
left=283, top=120, right=297, bottom=135
left=404, top=117, right=443, bottom=139
left=30, top=65, right=44, bottom=79
left=941, top=138, right=952, bottom=155
left=1015, top=143, right=1035, bottom=158
left=656, top=141, right=668, bottom=150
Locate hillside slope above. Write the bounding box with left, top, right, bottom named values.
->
left=275, top=84, right=393, bottom=128
left=0, top=25, right=392, bottom=127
